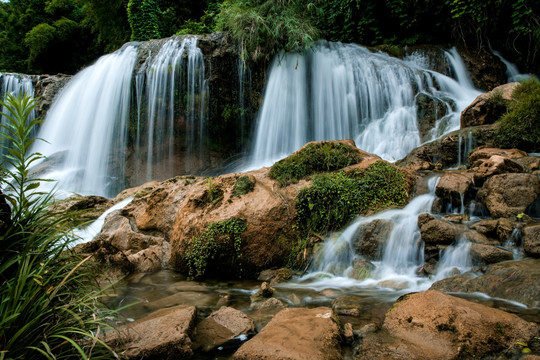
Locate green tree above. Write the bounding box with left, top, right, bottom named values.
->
left=127, top=0, right=161, bottom=41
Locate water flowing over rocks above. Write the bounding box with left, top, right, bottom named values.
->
left=232, top=307, right=342, bottom=360
left=523, top=224, right=540, bottom=258
left=356, top=290, right=538, bottom=360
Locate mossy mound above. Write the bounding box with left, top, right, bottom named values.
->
left=296, top=161, right=409, bottom=234
left=495, top=78, right=540, bottom=152
left=269, top=141, right=363, bottom=186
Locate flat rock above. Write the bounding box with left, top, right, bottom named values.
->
left=105, top=305, right=196, bottom=359
left=193, top=306, right=254, bottom=352
left=233, top=307, right=342, bottom=360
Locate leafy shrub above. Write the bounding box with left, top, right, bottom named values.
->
left=269, top=142, right=363, bottom=186
left=0, top=93, right=116, bottom=359
left=296, top=161, right=408, bottom=234
left=495, top=78, right=540, bottom=152
left=184, top=218, right=248, bottom=279
left=127, top=0, right=161, bottom=41
left=232, top=175, right=255, bottom=197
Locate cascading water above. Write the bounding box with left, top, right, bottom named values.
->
left=249, top=42, right=481, bottom=168
left=33, top=37, right=208, bottom=197
left=33, top=44, right=138, bottom=197
left=0, top=73, right=36, bottom=156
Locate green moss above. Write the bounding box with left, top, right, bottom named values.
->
left=269, top=142, right=363, bottom=187
left=296, top=161, right=408, bottom=234
left=495, top=78, right=540, bottom=152
left=232, top=175, right=255, bottom=197
left=184, top=218, right=248, bottom=279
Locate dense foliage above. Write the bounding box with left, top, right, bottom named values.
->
left=495, top=78, right=540, bottom=152
left=269, top=142, right=363, bottom=187
left=0, top=94, right=116, bottom=359
left=296, top=161, right=409, bottom=235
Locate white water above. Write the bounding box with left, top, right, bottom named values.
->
left=0, top=73, right=36, bottom=156
left=433, top=237, right=472, bottom=281
left=493, top=50, right=532, bottom=82
left=249, top=43, right=480, bottom=168
left=33, top=44, right=138, bottom=197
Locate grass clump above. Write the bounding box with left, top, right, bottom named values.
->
left=0, top=93, right=117, bottom=359
left=269, top=142, right=363, bottom=187
left=232, top=175, right=255, bottom=197
left=495, top=78, right=540, bottom=152
left=184, top=218, right=248, bottom=279
left=296, top=161, right=408, bottom=234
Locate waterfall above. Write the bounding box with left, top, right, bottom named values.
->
left=249, top=42, right=480, bottom=168
left=433, top=237, right=472, bottom=281
left=0, top=73, right=36, bottom=157
left=492, top=50, right=532, bottom=82
left=32, top=37, right=208, bottom=197
left=33, top=44, right=138, bottom=197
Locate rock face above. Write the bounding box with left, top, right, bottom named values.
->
left=416, top=92, right=451, bottom=143
left=352, top=219, right=393, bottom=260
left=34, top=74, right=72, bottom=116
left=523, top=224, right=540, bottom=258
left=435, top=171, right=474, bottom=208
left=460, top=82, right=519, bottom=128
left=233, top=307, right=342, bottom=360
left=106, top=305, right=197, bottom=359
left=431, top=259, right=540, bottom=307
left=477, top=173, right=540, bottom=218
left=357, top=290, right=539, bottom=360
left=193, top=306, right=254, bottom=352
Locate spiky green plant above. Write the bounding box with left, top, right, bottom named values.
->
left=0, top=93, right=118, bottom=359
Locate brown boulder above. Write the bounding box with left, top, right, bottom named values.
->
left=469, top=243, right=513, bottom=265
left=470, top=218, right=515, bottom=243
left=468, top=147, right=527, bottom=167
left=431, top=258, right=540, bottom=307
left=367, top=290, right=539, bottom=360
left=435, top=171, right=474, bottom=208
left=233, top=307, right=342, bottom=360
left=420, top=219, right=457, bottom=245
left=416, top=92, right=450, bottom=143
left=193, top=306, right=254, bottom=352
left=352, top=219, right=393, bottom=260
left=257, top=268, right=293, bottom=285
left=473, top=155, right=524, bottom=185
left=523, top=224, right=540, bottom=258
left=105, top=305, right=196, bottom=359
left=477, top=173, right=540, bottom=218
left=460, top=82, right=519, bottom=128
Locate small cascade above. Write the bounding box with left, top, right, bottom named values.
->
left=33, top=44, right=138, bottom=197
left=504, top=228, right=524, bottom=260
left=0, top=73, right=36, bottom=156
left=492, top=50, right=532, bottom=82
left=433, top=237, right=472, bottom=281
left=237, top=58, right=252, bottom=149
left=249, top=42, right=480, bottom=168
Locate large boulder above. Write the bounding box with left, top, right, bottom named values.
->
left=352, top=219, right=393, bottom=260
left=470, top=218, right=515, bottom=243
left=460, top=82, right=519, bottom=128
left=435, top=171, right=475, bottom=208
left=356, top=290, right=538, bottom=360
left=469, top=243, right=513, bottom=265
left=523, top=224, right=540, bottom=258
left=420, top=219, right=458, bottom=245
left=105, top=305, right=197, bottom=359
left=431, top=258, right=540, bottom=307
left=477, top=173, right=540, bottom=218
left=193, top=306, right=254, bottom=352
left=472, top=155, right=524, bottom=185
left=416, top=92, right=451, bottom=143
left=233, top=307, right=342, bottom=360
left=468, top=147, right=527, bottom=167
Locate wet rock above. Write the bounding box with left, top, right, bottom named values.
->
left=47, top=194, right=113, bottom=225
left=468, top=147, right=527, bottom=167
left=458, top=48, right=507, bottom=91
left=523, top=224, right=540, bottom=258
left=460, top=82, right=519, bottom=128
left=435, top=171, right=474, bottom=208
left=332, top=295, right=363, bottom=317
left=34, top=73, right=72, bottom=115
left=469, top=218, right=515, bottom=243
left=417, top=213, right=434, bottom=228
left=377, top=280, right=408, bottom=290
left=250, top=282, right=275, bottom=307
left=349, top=258, right=376, bottom=281
left=142, top=291, right=216, bottom=314
left=105, top=305, right=196, bottom=359
left=469, top=243, right=513, bottom=265
left=514, top=156, right=540, bottom=173
left=233, top=307, right=342, bottom=360
left=461, top=230, right=496, bottom=245
left=359, top=290, right=539, bottom=360
left=473, top=155, right=524, bottom=185
left=249, top=297, right=286, bottom=331
left=352, top=219, right=393, bottom=260
left=420, top=219, right=457, bottom=245
left=431, top=258, right=540, bottom=307
left=343, top=323, right=354, bottom=343
left=416, top=92, right=450, bottom=143
left=257, top=268, right=292, bottom=285
left=193, top=306, right=254, bottom=352
left=477, top=173, right=540, bottom=218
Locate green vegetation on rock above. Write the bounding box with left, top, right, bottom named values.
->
left=269, top=142, right=363, bottom=187
left=495, top=78, right=540, bottom=152
left=127, top=0, right=161, bottom=41
left=0, top=93, right=116, bottom=358
left=296, top=161, right=408, bottom=234
left=184, top=218, right=247, bottom=279
left=232, top=175, right=255, bottom=197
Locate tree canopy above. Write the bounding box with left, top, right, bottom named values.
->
left=0, top=0, right=538, bottom=75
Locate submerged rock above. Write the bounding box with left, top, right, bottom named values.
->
left=352, top=219, right=393, bottom=260
left=431, top=258, right=540, bottom=307
left=356, top=290, right=538, bottom=360
left=233, top=307, right=342, bottom=360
